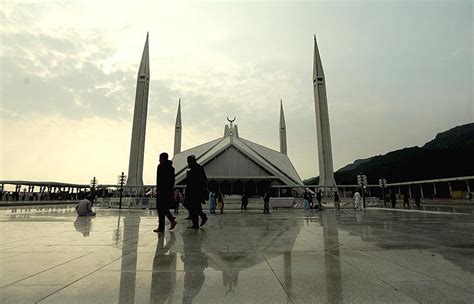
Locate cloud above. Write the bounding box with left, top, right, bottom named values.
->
left=1, top=0, right=472, bottom=183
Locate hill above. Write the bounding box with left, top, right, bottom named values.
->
left=303, top=123, right=474, bottom=185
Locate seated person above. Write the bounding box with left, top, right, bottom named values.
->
left=76, top=194, right=96, bottom=216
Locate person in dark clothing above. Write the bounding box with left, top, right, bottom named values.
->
left=241, top=193, right=248, bottom=210
left=390, top=191, right=396, bottom=208
left=334, top=191, right=341, bottom=210
left=154, top=152, right=177, bottom=234
left=184, top=154, right=208, bottom=229
left=403, top=193, right=410, bottom=208
left=263, top=192, right=270, bottom=214
left=414, top=192, right=421, bottom=208
left=316, top=190, right=323, bottom=210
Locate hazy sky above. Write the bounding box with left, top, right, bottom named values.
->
left=1, top=0, right=472, bottom=185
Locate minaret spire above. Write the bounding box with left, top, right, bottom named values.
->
left=127, top=33, right=150, bottom=187
left=313, top=35, right=336, bottom=188
left=279, top=99, right=287, bottom=154
left=173, top=99, right=182, bottom=156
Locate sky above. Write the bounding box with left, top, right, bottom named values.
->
left=0, top=0, right=472, bottom=185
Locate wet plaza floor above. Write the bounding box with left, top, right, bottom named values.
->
left=0, top=205, right=473, bottom=303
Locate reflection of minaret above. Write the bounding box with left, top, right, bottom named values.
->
left=174, top=99, right=182, bottom=157
left=283, top=252, right=292, bottom=302
left=118, top=215, right=141, bottom=304
left=322, top=213, right=343, bottom=303
left=279, top=100, right=287, bottom=155
left=313, top=35, right=337, bottom=188
left=127, top=33, right=150, bottom=187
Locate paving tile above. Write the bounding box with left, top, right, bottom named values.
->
left=0, top=205, right=472, bottom=303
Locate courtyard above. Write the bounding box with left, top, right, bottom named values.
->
left=0, top=204, right=473, bottom=303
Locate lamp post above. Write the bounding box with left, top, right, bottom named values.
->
left=117, top=172, right=127, bottom=209
left=90, top=177, right=98, bottom=205
left=379, top=178, right=387, bottom=207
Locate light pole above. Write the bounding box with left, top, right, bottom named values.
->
left=90, top=177, right=98, bottom=205
left=117, top=172, right=127, bottom=209
left=379, top=179, right=387, bottom=207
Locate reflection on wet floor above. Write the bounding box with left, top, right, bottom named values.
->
left=0, top=205, right=473, bottom=303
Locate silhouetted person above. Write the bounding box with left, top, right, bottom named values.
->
left=414, top=192, right=421, bottom=208
left=185, top=154, right=208, bottom=229
left=390, top=191, right=397, bottom=208
left=403, top=193, right=410, bottom=208
left=263, top=192, right=270, bottom=214
left=316, top=190, right=323, bottom=210
left=75, top=193, right=96, bottom=216
left=334, top=191, right=341, bottom=210
left=154, top=152, right=177, bottom=234
left=241, top=193, right=248, bottom=210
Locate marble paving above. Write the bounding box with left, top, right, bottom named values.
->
left=0, top=205, right=473, bottom=303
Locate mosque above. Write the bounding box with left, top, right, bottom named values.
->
left=126, top=33, right=336, bottom=195
left=171, top=102, right=304, bottom=195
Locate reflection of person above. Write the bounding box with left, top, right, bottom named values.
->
left=185, top=155, right=208, bottom=229
left=154, top=152, right=177, bottom=234
left=74, top=216, right=92, bottom=237
left=182, top=230, right=207, bottom=304
left=75, top=194, right=96, bottom=216
left=223, top=269, right=239, bottom=297
left=174, top=189, right=182, bottom=214
left=150, top=233, right=177, bottom=303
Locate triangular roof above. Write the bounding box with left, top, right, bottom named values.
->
left=172, top=125, right=303, bottom=186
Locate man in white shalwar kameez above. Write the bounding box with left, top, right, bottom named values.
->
left=354, top=191, right=362, bottom=210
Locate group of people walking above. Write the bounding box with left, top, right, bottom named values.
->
left=155, top=153, right=209, bottom=233
left=155, top=151, right=282, bottom=233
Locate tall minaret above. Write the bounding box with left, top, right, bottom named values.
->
left=313, top=35, right=336, bottom=188
left=127, top=33, right=150, bottom=187
left=279, top=99, right=287, bottom=154
left=173, top=99, right=182, bottom=156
